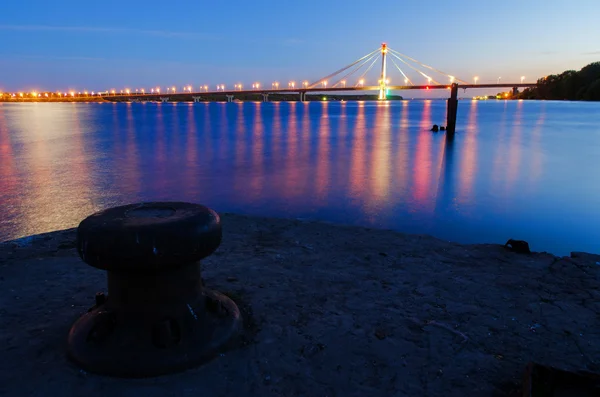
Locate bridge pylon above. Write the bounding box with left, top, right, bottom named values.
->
left=378, top=43, right=388, bottom=100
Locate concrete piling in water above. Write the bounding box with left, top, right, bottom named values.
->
left=446, top=83, right=459, bottom=135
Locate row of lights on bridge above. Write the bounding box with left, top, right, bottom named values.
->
left=105, top=75, right=527, bottom=95
left=2, top=76, right=528, bottom=98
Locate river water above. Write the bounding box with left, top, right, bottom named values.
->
left=1, top=100, right=599, bottom=255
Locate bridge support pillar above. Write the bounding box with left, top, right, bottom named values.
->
left=226, top=95, right=234, bottom=103
left=192, top=96, right=202, bottom=103
left=262, top=93, right=269, bottom=102
left=446, top=83, right=458, bottom=135
left=159, top=97, right=170, bottom=103
left=299, top=92, right=306, bottom=102
left=512, top=87, right=518, bottom=97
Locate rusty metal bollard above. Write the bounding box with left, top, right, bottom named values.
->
left=67, top=202, right=241, bottom=377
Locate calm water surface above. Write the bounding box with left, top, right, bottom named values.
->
left=1, top=100, right=599, bottom=255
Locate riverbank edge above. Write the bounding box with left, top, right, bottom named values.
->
left=1, top=212, right=599, bottom=396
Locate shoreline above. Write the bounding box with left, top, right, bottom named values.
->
left=1, top=212, right=599, bottom=396
left=0, top=97, right=106, bottom=103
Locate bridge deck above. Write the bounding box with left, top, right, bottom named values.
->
left=104, top=83, right=538, bottom=99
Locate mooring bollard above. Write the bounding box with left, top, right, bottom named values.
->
left=67, top=202, right=241, bottom=377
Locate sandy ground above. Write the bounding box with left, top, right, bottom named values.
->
left=1, top=213, right=599, bottom=397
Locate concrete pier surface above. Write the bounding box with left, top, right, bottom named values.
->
left=1, top=213, right=599, bottom=396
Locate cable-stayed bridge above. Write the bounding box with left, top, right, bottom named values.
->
left=105, top=43, right=538, bottom=134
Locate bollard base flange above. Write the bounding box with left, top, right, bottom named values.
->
left=67, top=289, right=241, bottom=378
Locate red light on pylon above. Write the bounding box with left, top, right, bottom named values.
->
left=426, top=86, right=430, bottom=90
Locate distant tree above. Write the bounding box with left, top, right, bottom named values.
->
left=517, top=61, right=600, bottom=101
left=584, top=79, right=600, bottom=100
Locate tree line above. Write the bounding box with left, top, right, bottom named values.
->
left=518, top=61, right=600, bottom=100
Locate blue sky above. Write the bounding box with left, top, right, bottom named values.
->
left=0, top=0, right=599, bottom=93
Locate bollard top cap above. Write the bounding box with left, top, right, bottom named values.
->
left=76, top=202, right=221, bottom=271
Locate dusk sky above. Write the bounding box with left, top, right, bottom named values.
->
left=1, top=0, right=599, bottom=93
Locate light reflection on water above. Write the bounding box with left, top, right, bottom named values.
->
left=1, top=100, right=600, bottom=255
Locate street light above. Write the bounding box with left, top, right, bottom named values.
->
left=341, top=80, right=346, bottom=88
left=322, top=80, right=327, bottom=88
left=289, top=81, right=295, bottom=89
left=521, top=76, right=525, bottom=84
left=497, top=77, right=501, bottom=84
left=302, top=81, right=308, bottom=88
left=404, top=78, right=409, bottom=85
left=272, top=82, right=279, bottom=89
left=358, top=79, right=364, bottom=87
left=449, top=76, right=454, bottom=83
left=474, top=76, right=479, bottom=84
left=254, top=83, right=260, bottom=90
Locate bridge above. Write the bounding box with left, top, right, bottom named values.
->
left=103, top=43, right=538, bottom=135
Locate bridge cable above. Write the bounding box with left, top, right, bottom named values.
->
left=355, top=54, right=381, bottom=86
left=388, top=52, right=442, bottom=85
left=331, top=52, right=378, bottom=87
left=331, top=52, right=380, bottom=88
left=307, top=47, right=381, bottom=89
left=389, top=57, right=413, bottom=85
left=388, top=48, right=468, bottom=84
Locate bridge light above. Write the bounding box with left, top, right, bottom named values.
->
left=322, top=80, right=327, bottom=87
left=341, top=80, right=346, bottom=88
left=302, top=81, right=308, bottom=88
left=449, top=76, right=454, bottom=83
left=358, top=79, right=364, bottom=86
left=404, top=78, right=408, bottom=84
left=521, top=76, right=525, bottom=83
left=385, top=79, right=389, bottom=84
left=125, top=89, right=130, bottom=94
left=474, top=76, right=479, bottom=84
